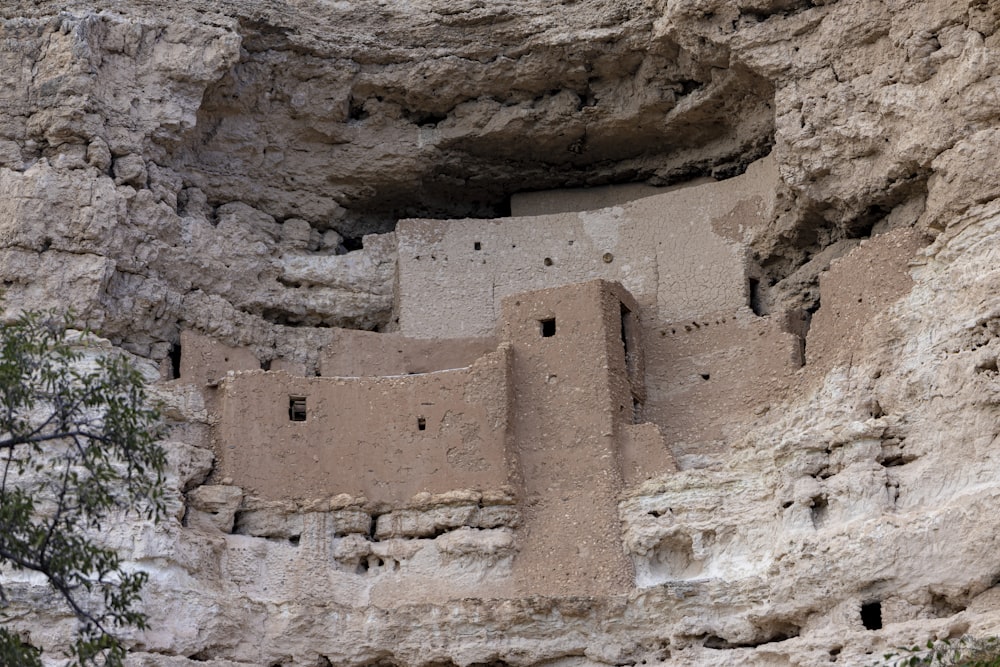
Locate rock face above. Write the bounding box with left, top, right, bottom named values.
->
left=4, top=0, right=1000, bottom=665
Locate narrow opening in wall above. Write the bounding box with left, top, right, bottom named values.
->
left=700, top=373, right=711, bottom=381
left=260, top=359, right=272, bottom=371
left=810, top=494, right=828, bottom=528
left=749, top=277, right=764, bottom=316
left=620, top=303, right=632, bottom=357
left=861, top=601, right=882, bottom=630
left=289, top=396, right=307, bottom=422
left=417, top=416, right=426, bottom=431
left=632, top=397, right=642, bottom=424
left=540, top=318, right=556, bottom=338
left=168, top=342, right=182, bottom=379
left=543, top=257, right=553, bottom=266
left=474, top=241, right=482, bottom=251
left=800, top=297, right=821, bottom=365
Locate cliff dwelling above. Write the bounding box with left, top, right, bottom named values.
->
left=173, top=156, right=822, bottom=600
left=5, top=1, right=1000, bottom=664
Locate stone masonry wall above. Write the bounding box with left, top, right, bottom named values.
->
left=215, top=346, right=513, bottom=504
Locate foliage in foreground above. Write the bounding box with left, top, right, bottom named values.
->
left=879, top=637, right=1000, bottom=666
left=0, top=311, right=167, bottom=666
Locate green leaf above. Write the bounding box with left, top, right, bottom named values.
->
left=0, top=310, right=166, bottom=664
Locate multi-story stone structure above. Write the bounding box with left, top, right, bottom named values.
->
left=177, top=155, right=805, bottom=598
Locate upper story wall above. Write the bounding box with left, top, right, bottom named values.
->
left=396, top=157, right=777, bottom=339
left=178, top=329, right=260, bottom=385
left=509, top=178, right=714, bottom=217
left=320, top=329, right=497, bottom=377
left=214, top=345, right=514, bottom=504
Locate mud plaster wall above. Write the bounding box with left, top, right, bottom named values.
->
left=806, top=227, right=927, bottom=371
left=213, top=279, right=652, bottom=597
left=644, top=312, right=803, bottom=465
left=215, top=346, right=513, bottom=504
left=500, top=280, right=643, bottom=596
left=178, top=329, right=260, bottom=384
left=397, top=156, right=803, bottom=459
left=320, top=328, right=498, bottom=377
left=395, top=156, right=778, bottom=340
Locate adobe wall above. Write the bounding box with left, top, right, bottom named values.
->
left=178, top=329, right=260, bottom=385
left=214, top=345, right=514, bottom=504
left=499, top=280, right=644, bottom=596
left=320, top=328, right=497, bottom=377
left=642, top=312, right=803, bottom=465
left=805, top=227, right=926, bottom=371
left=508, top=178, right=713, bottom=217
left=396, top=156, right=778, bottom=339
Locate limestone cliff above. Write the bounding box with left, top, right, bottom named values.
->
left=3, top=0, right=1000, bottom=665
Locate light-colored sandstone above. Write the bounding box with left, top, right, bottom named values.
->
left=4, top=0, right=1000, bottom=666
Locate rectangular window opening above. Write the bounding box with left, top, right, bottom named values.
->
left=417, top=416, right=426, bottom=431
left=289, top=396, right=307, bottom=422
left=861, top=601, right=882, bottom=630
left=540, top=318, right=556, bottom=338
left=168, top=342, right=182, bottom=380
left=474, top=241, right=482, bottom=251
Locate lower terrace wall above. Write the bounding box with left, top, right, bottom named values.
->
left=214, top=345, right=514, bottom=505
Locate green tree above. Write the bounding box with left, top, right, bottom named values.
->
left=877, top=637, right=1000, bottom=666
left=0, top=311, right=167, bottom=666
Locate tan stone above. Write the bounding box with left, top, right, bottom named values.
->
left=186, top=485, right=243, bottom=533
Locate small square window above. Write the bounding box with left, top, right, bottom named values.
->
left=289, top=396, right=307, bottom=421
left=861, top=601, right=882, bottom=630
left=540, top=318, right=556, bottom=338
left=417, top=416, right=426, bottom=431
left=474, top=241, right=482, bottom=251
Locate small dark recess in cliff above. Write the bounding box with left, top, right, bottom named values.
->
left=861, top=601, right=882, bottom=630
left=738, top=0, right=816, bottom=22
left=700, top=621, right=801, bottom=649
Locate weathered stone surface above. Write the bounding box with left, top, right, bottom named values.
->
left=186, top=485, right=243, bottom=533
left=3, top=0, right=1000, bottom=666
left=374, top=505, right=481, bottom=540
